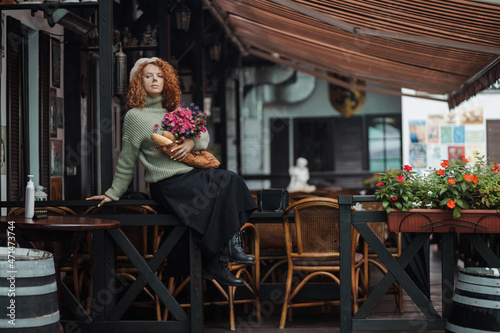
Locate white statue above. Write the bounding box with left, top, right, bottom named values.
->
left=34, top=185, right=48, bottom=201
left=287, top=157, right=316, bottom=193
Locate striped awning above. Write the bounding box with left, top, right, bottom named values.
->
left=205, top=0, right=500, bottom=109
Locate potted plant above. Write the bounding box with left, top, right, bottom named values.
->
left=374, top=155, right=500, bottom=233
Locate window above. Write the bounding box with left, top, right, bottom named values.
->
left=268, top=115, right=401, bottom=188
left=368, top=116, right=401, bottom=172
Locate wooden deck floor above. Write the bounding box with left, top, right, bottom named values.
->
left=203, top=243, right=448, bottom=332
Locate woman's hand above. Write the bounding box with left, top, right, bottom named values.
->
left=86, top=195, right=112, bottom=207
left=171, top=138, right=195, bottom=161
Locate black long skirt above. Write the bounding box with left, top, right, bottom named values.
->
left=149, top=168, right=257, bottom=259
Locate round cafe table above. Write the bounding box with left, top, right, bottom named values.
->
left=0, top=216, right=120, bottom=313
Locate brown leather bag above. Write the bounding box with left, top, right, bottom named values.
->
left=151, top=131, right=220, bottom=169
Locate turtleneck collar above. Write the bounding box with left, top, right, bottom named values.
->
left=143, top=96, right=164, bottom=110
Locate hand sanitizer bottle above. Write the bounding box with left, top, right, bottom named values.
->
left=25, top=175, right=35, bottom=218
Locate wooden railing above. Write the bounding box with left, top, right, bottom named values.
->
left=0, top=200, right=203, bottom=333
left=338, top=195, right=500, bottom=333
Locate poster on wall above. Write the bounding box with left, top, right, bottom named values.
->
left=427, top=144, right=448, bottom=167
left=410, top=143, right=427, bottom=169
left=426, top=124, right=439, bottom=143
left=410, top=143, right=427, bottom=156
left=51, top=38, right=61, bottom=88
left=50, top=139, right=63, bottom=176
left=410, top=155, right=427, bottom=169
left=440, top=126, right=453, bottom=143
left=466, top=128, right=485, bottom=143
left=453, top=125, right=465, bottom=143
left=459, top=106, right=483, bottom=125
left=49, top=88, right=57, bottom=137
left=448, top=145, right=465, bottom=161
left=409, top=120, right=426, bottom=143
left=427, top=111, right=457, bottom=125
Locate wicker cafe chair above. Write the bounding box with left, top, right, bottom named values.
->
left=164, top=223, right=261, bottom=331
left=253, top=191, right=298, bottom=285
left=85, top=204, right=163, bottom=319
left=256, top=223, right=289, bottom=284
left=288, top=192, right=317, bottom=204
left=7, top=206, right=90, bottom=302
left=359, top=202, right=403, bottom=312
left=279, top=197, right=364, bottom=329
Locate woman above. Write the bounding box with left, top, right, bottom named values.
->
left=88, top=57, right=257, bottom=286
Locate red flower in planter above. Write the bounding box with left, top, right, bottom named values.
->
left=375, top=154, right=500, bottom=219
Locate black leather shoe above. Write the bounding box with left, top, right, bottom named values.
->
left=219, top=231, right=255, bottom=265
left=203, top=257, right=244, bottom=287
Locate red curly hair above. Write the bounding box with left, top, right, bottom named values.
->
left=126, top=58, right=181, bottom=111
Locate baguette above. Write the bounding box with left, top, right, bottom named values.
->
left=151, top=132, right=220, bottom=169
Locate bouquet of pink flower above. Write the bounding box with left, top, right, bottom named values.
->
left=161, top=103, right=207, bottom=140
left=151, top=102, right=220, bottom=169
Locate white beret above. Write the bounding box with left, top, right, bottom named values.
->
left=129, top=57, right=159, bottom=83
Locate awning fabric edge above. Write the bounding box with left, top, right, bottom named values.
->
left=447, top=59, right=500, bottom=109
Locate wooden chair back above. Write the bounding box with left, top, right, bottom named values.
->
left=283, top=197, right=342, bottom=256
left=8, top=206, right=77, bottom=216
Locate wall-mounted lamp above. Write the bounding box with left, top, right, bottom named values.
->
left=46, top=9, right=96, bottom=36
left=172, top=1, right=191, bottom=31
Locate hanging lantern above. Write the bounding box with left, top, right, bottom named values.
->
left=173, top=1, right=191, bottom=31
left=114, top=43, right=127, bottom=96
left=328, top=73, right=366, bottom=118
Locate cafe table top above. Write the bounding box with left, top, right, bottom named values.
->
left=0, top=215, right=121, bottom=231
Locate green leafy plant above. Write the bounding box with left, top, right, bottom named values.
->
left=363, top=174, right=382, bottom=188
left=374, top=155, right=500, bottom=219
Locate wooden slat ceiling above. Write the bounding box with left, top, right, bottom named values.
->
left=205, top=0, right=500, bottom=108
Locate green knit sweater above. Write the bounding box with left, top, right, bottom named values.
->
left=104, top=96, right=210, bottom=201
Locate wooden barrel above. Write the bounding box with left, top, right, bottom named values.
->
left=446, top=267, right=500, bottom=333
left=0, top=247, right=60, bottom=332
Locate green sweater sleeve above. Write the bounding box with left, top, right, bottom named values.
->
left=104, top=110, right=142, bottom=201
left=104, top=138, right=139, bottom=201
